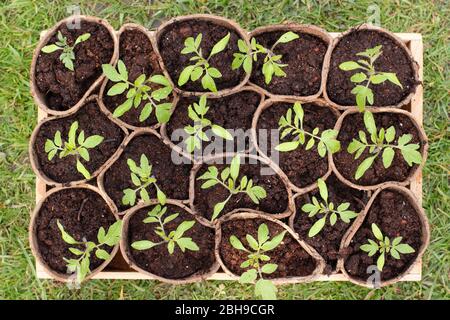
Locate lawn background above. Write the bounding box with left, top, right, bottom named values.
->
left=0, top=0, right=448, bottom=300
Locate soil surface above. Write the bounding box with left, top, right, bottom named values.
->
left=293, top=175, right=368, bottom=274
left=35, top=21, right=114, bottom=111
left=220, top=218, right=317, bottom=278
left=343, top=189, right=422, bottom=281
left=103, top=133, right=192, bottom=212
left=251, top=31, right=328, bottom=96
left=103, top=28, right=173, bottom=127
left=165, top=90, right=262, bottom=156
left=127, top=204, right=216, bottom=279
left=158, top=20, right=246, bottom=92
left=34, top=101, right=125, bottom=183
left=326, top=29, right=418, bottom=106
left=193, top=156, right=289, bottom=220
left=256, top=102, right=338, bottom=188
left=333, top=112, right=423, bottom=186
left=35, top=188, right=117, bottom=275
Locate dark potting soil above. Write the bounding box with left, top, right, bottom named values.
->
left=220, top=218, right=317, bottom=278
left=250, top=31, right=328, bottom=96
left=193, top=156, right=289, bottom=220
left=326, top=30, right=418, bottom=106
left=103, top=28, right=173, bottom=127
left=333, top=112, right=422, bottom=186
left=34, top=101, right=125, bottom=183
left=103, top=133, right=192, bottom=212
left=165, top=90, right=262, bottom=155
left=127, top=204, right=216, bottom=279
left=35, top=21, right=114, bottom=111
left=293, top=175, right=368, bottom=274
left=35, top=188, right=117, bottom=274
left=158, top=20, right=246, bottom=92
left=256, top=102, right=338, bottom=188
left=343, top=189, right=422, bottom=281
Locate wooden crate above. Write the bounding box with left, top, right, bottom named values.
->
left=34, top=32, right=424, bottom=282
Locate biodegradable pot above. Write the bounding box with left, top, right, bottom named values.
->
left=251, top=97, right=341, bottom=194
left=29, top=184, right=120, bottom=283
left=249, top=24, right=332, bottom=100
left=160, top=86, right=266, bottom=163
left=97, top=128, right=192, bottom=215
left=154, top=14, right=251, bottom=97
left=189, top=152, right=295, bottom=221
left=336, top=185, right=430, bottom=288
left=215, top=211, right=325, bottom=283
left=322, top=24, right=420, bottom=110
left=331, top=107, right=428, bottom=190
left=288, top=174, right=369, bottom=275
left=98, top=23, right=179, bottom=131
left=29, top=95, right=128, bottom=187
left=120, top=199, right=220, bottom=283
left=30, top=15, right=119, bottom=116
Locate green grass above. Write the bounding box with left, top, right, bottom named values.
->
left=0, top=0, right=448, bottom=300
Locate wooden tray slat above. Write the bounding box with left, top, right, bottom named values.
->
left=34, top=31, right=424, bottom=282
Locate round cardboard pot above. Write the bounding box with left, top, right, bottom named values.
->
left=336, top=184, right=430, bottom=288
left=98, top=23, right=179, bottom=131
left=215, top=211, right=325, bottom=283
left=331, top=107, right=428, bottom=190
left=154, top=14, right=251, bottom=98
left=322, top=23, right=420, bottom=110
left=29, top=95, right=128, bottom=187
left=29, top=184, right=120, bottom=283
left=97, top=128, right=191, bottom=215
left=249, top=24, right=332, bottom=101
left=189, top=152, right=295, bottom=221
left=251, top=97, right=341, bottom=194
left=30, top=15, right=119, bottom=116
left=160, top=85, right=266, bottom=163
left=120, top=199, right=220, bottom=284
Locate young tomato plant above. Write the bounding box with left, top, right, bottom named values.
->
left=229, top=223, right=287, bottom=300
left=275, top=102, right=340, bottom=157
left=339, top=45, right=402, bottom=111
left=45, top=121, right=104, bottom=179
left=197, top=155, right=267, bottom=221
left=347, top=111, right=422, bottom=180
left=102, top=60, right=173, bottom=123
left=178, top=33, right=230, bottom=92
left=301, top=178, right=358, bottom=237
left=131, top=205, right=199, bottom=254
left=184, top=95, right=233, bottom=153
left=232, top=31, right=299, bottom=84
left=57, top=219, right=122, bottom=283
left=41, top=31, right=90, bottom=71
left=122, top=154, right=166, bottom=206
left=360, top=223, right=415, bottom=271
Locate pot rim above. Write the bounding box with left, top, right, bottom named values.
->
left=159, top=85, right=266, bottom=164
left=97, top=127, right=191, bottom=216
left=189, top=152, right=296, bottom=222
left=336, top=184, right=430, bottom=288
left=154, top=14, right=252, bottom=98
left=214, top=210, right=325, bottom=284
left=248, top=23, right=332, bottom=101
left=330, top=107, right=429, bottom=190
left=29, top=95, right=129, bottom=187
left=29, top=184, right=120, bottom=282
left=120, top=199, right=220, bottom=284
left=97, top=23, right=180, bottom=131
left=30, top=15, right=119, bottom=116
left=251, top=97, right=341, bottom=194
left=321, top=23, right=420, bottom=110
